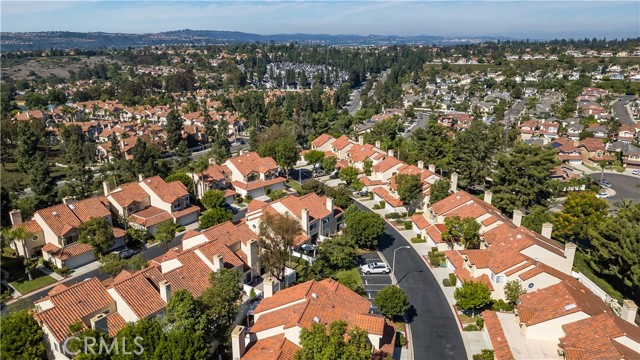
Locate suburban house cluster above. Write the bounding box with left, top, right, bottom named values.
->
left=408, top=186, right=639, bottom=359
left=9, top=175, right=199, bottom=269
left=311, top=133, right=444, bottom=212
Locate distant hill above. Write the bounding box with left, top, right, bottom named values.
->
left=0, top=29, right=512, bottom=50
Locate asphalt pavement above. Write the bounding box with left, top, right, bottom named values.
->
left=356, top=203, right=467, bottom=360
left=588, top=173, right=640, bottom=203
left=359, top=252, right=392, bottom=315
left=612, top=95, right=636, bottom=126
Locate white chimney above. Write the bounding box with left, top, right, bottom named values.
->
left=208, top=158, right=217, bottom=165
left=120, top=140, right=125, bottom=148
left=138, top=173, right=144, bottom=182
left=325, top=197, right=334, bottom=213
left=212, top=254, right=224, bottom=272
left=428, top=164, right=436, bottom=173
left=9, top=209, right=22, bottom=227
left=301, top=208, right=309, bottom=233
left=231, top=325, right=246, bottom=360
left=512, top=210, right=523, bottom=227
left=62, top=196, right=76, bottom=206
left=159, top=280, right=171, bottom=303
left=375, top=141, right=381, bottom=149
left=417, top=160, right=424, bottom=169
left=103, top=181, right=111, bottom=196
left=541, top=222, right=553, bottom=239
left=620, top=300, right=638, bottom=324
left=388, top=149, right=394, bottom=157
left=358, top=136, right=364, bottom=145
left=263, top=277, right=274, bottom=298
left=450, top=172, right=458, bottom=193
left=563, top=242, right=577, bottom=274
left=484, top=191, right=492, bottom=205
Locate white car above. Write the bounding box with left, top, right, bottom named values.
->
left=632, top=169, right=639, bottom=176
left=360, top=262, right=391, bottom=275
left=596, top=190, right=609, bottom=199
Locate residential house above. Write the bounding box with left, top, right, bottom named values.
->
left=232, top=279, right=395, bottom=360
left=549, top=137, right=583, bottom=165
left=578, top=138, right=616, bottom=164
left=608, top=141, right=640, bottom=169
left=190, top=159, right=236, bottom=202
left=224, top=152, right=287, bottom=198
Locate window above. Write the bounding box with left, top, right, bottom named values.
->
left=65, top=235, right=77, bottom=245
left=247, top=172, right=259, bottom=182
left=495, top=275, right=504, bottom=284
left=310, top=222, right=318, bottom=231
left=32, top=235, right=39, bottom=241
left=172, top=202, right=181, bottom=210
left=54, top=343, right=59, bottom=352
left=322, top=217, right=330, bottom=224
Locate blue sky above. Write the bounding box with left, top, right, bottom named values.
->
left=2, top=1, right=639, bottom=39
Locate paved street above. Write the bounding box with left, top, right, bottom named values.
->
left=347, top=89, right=362, bottom=115
left=612, top=95, right=636, bottom=126
left=358, top=252, right=392, bottom=315
left=356, top=203, right=468, bottom=360
left=588, top=173, right=640, bottom=203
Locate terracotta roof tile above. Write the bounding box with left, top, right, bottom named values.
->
left=112, top=267, right=166, bottom=319
left=129, top=206, right=173, bottom=227
left=142, top=176, right=188, bottom=204
left=311, top=133, right=335, bottom=148
left=483, top=311, right=515, bottom=360
left=105, top=312, right=127, bottom=337
left=243, top=334, right=299, bottom=360
left=560, top=313, right=640, bottom=360
left=41, top=242, right=94, bottom=261
left=227, top=152, right=279, bottom=176
left=108, top=182, right=149, bottom=207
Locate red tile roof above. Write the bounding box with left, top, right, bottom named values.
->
left=373, top=187, right=404, bottom=208
left=482, top=311, right=515, bottom=360
left=227, top=152, right=279, bottom=176
left=411, top=214, right=430, bottom=230
left=372, top=156, right=402, bottom=173
left=518, top=278, right=611, bottom=326
left=311, top=133, right=335, bottom=148
left=35, top=278, right=114, bottom=342
left=331, top=135, right=353, bottom=150
left=112, top=267, right=166, bottom=319
left=559, top=313, right=640, bottom=360
left=232, top=177, right=286, bottom=191
left=242, top=334, right=299, bottom=360
left=142, top=176, right=188, bottom=203
left=129, top=206, right=173, bottom=228
left=41, top=242, right=94, bottom=261
left=105, top=312, right=127, bottom=337
left=108, top=182, right=149, bottom=207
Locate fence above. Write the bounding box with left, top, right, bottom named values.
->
left=572, top=271, right=622, bottom=314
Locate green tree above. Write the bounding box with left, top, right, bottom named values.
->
left=0, top=309, right=46, bottom=360
left=321, top=156, right=337, bottom=174
left=454, top=281, right=492, bottom=316
left=166, top=109, right=183, bottom=149
left=450, top=120, right=503, bottom=189
left=79, top=217, right=115, bottom=258
left=522, top=206, right=553, bottom=233
left=363, top=159, right=373, bottom=176
left=28, top=153, right=56, bottom=207
left=166, top=289, right=212, bottom=338
left=325, top=185, right=354, bottom=210
left=257, top=138, right=299, bottom=173
left=173, top=140, right=191, bottom=169
left=589, top=204, right=640, bottom=294
left=199, top=268, right=244, bottom=343
left=443, top=216, right=481, bottom=249
left=155, top=220, right=177, bottom=251
left=490, top=144, right=560, bottom=214
left=339, top=166, right=359, bottom=186
left=199, top=207, right=233, bottom=229
left=296, top=321, right=373, bottom=360
left=429, top=179, right=450, bottom=205
left=200, top=189, right=226, bottom=210
left=364, top=117, right=403, bottom=150
left=552, top=191, right=608, bottom=244
left=304, top=150, right=325, bottom=169
left=375, top=285, right=411, bottom=320
left=344, top=208, right=385, bottom=249
left=395, top=173, right=422, bottom=214
left=406, top=121, right=452, bottom=170
left=127, top=253, right=148, bottom=271
left=15, top=121, right=40, bottom=173
left=154, top=330, right=208, bottom=360
left=258, top=213, right=302, bottom=284
left=125, top=228, right=150, bottom=250
left=504, top=280, right=527, bottom=306
left=299, top=179, right=327, bottom=196
left=99, top=253, right=127, bottom=276
left=131, top=139, right=164, bottom=178
left=317, top=235, right=357, bottom=270
left=113, top=318, right=164, bottom=360
left=165, top=172, right=194, bottom=194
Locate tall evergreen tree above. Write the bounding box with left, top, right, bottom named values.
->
left=28, top=153, right=56, bottom=207
left=166, top=109, right=183, bottom=149
left=15, top=121, right=39, bottom=173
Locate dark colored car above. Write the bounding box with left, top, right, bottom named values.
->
left=119, top=248, right=141, bottom=259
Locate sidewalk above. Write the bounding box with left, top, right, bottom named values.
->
left=356, top=198, right=492, bottom=359
left=37, top=265, right=64, bottom=281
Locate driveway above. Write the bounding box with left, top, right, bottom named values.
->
left=359, top=252, right=392, bottom=315
left=356, top=202, right=467, bottom=360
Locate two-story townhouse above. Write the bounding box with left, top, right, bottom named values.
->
left=245, top=193, right=343, bottom=245
left=549, top=137, right=583, bottom=165
left=189, top=159, right=236, bottom=201
left=607, top=141, right=640, bottom=169
left=617, top=124, right=637, bottom=143
left=519, top=120, right=538, bottom=140
left=104, top=175, right=199, bottom=234
left=224, top=152, right=287, bottom=198
left=232, top=278, right=396, bottom=360
left=310, top=133, right=336, bottom=152
left=10, top=196, right=125, bottom=269
left=330, top=135, right=357, bottom=160
left=578, top=138, right=616, bottom=164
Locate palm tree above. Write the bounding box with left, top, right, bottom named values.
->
left=613, top=199, right=634, bottom=210
left=3, top=227, right=36, bottom=281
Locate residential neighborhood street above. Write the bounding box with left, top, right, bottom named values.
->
left=612, top=95, right=637, bottom=126
left=356, top=202, right=468, bottom=360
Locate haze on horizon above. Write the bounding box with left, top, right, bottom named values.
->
left=1, top=1, right=639, bottom=40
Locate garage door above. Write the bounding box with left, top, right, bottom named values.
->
left=64, top=251, right=96, bottom=269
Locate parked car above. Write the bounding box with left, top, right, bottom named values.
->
left=599, top=179, right=612, bottom=188
left=119, top=248, right=141, bottom=259
left=360, top=262, right=391, bottom=275
left=632, top=169, right=639, bottom=176
left=596, top=190, right=609, bottom=199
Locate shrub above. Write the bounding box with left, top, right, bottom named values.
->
left=403, top=221, right=412, bottom=230
left=431, top=247, right=438, bottom=253
left=416, top=233, right=421, bottom=239
left=249, top=288, right=256, bottom=298
left=379, top=200, right=386, bottom=208
left=397, top=333, right=408, bottom=347
left=244, top=194, right=253, bottom=203
left=428, top=250, right=446, bottom=267
left=384, top=212, right=400, bottom=219
left=373, top=204, right=380, bottom=210
left=400, top=212, right=408, bottom=218
left=234, top=195, right=243, bottom=205
left=267, top=189, right=287, bottom=201
left=475, top=317, right=485, bottom=330
left=473, top=349, right=495, bottom=360
left=54, top=266, right=69, bottom=277
left=491, top=299, right=514, bottom=312
left=463, top=324, right=479, bottom=331
left=368, top=192, right=374, bottom=200
left=448, top=273, right=457, bottom=287
left=176, top=225, right=186, bottom=233
left=442, top=278, right=451, bottom=287
left=411, top=237, right=426, bottom=243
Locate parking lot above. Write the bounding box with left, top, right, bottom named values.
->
left=358, top=252, right=392, bottom=315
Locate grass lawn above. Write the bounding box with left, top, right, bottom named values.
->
left=393, top=322, right=406, bottom=332
left=287, top=179, right=303, bottom=193
left=1, top=159, right=66, bottom=189
left=334, top=267, right=364, bottom=289
left=457, top=312, right=479, bottom=325
left=9, top=269, right=57, bottom=294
